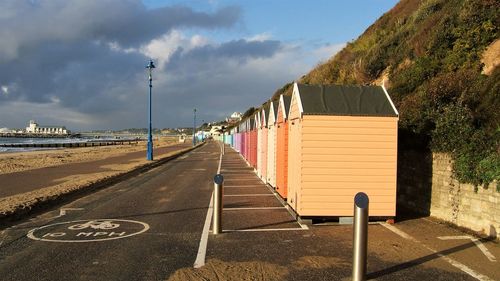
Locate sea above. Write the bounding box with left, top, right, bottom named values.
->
left=0, top=136, right=141, bottom=153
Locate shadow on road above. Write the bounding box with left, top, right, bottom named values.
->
left=367, top=237, right=494, bottom=279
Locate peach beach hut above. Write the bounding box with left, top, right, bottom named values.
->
left=276, top=95, right=292, bottom=199
left=287, top=82, right=399, bottom=218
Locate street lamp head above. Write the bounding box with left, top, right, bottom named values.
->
left=146, top=59, right=155, bottom=81
left=146, top=59, right=156, bottom=69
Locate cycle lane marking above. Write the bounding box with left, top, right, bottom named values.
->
left=27, top=219, right=150, bottom=243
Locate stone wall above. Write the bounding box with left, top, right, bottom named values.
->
left=397, top=150, right=499, bottom=238
left=430, top=153, right=499, bottom=238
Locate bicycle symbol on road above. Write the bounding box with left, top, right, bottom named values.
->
left=27, top=219, right=149, bottom=243
left=68, top=220, right=120, bottom=230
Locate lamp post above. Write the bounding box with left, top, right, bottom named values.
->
left=146, top=59, right=155, bottom=161
left=201, top=119, right=205, bottom=141
left=193, top=108, right=197, bottom=146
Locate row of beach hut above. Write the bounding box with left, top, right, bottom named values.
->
left=222, top=82, right=399, bottom=219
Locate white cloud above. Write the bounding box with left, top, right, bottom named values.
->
left=107, top=41, right=136, bottom=53
left=139, top=30, right=210, bottom=69
left=245, top=32, right=273, bottom=42
left=311, top=43, right=346, bottom=63
left=1, top=85, right=8, bottom=96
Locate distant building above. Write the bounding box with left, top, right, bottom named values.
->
left=226, top=112, right=242, bottom=124
left=210, top=125, right=223, bottom=136
left=0, top=128, right=15, bottom=133
left=25, top=120, right=69, bottom=135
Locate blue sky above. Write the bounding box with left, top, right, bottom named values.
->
left=0, top=0, right=399, bottom=131
left=144, top=0, right=397, bottom=44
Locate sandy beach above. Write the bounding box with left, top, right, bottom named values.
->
left=0, top=136, right=194, bottom=219
left=0, top=136, right=178, bottom=175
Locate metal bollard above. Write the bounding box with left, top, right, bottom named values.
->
left=213, top=174, right=224, bottom=234
left=222, top=141, right=225, bottom=155
left=352, top=192, right=369, bottom=281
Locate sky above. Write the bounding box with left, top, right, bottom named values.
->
left=0, top=0, right=398, bottom=131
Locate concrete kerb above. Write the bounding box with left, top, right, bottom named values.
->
left=0, top=142, right=206, bottom=227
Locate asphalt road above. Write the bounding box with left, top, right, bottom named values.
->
left=0, top=143, right=192, bottom=197
left=0, top=142, right=220, bottom=281
left=0, top=141, right=498, bottom=281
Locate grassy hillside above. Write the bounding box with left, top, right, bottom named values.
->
left=273, top=0, right=499, bottom=186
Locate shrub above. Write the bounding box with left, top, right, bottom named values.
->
left=477, top=153, right=500, bottom=187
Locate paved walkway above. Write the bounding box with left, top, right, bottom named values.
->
left=218, top=145, right=306, bottom=232
left=198, top=144, right=500, bottom=281
left=0, top=143, right=192, bottom=198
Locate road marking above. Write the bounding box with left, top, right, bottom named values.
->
left=224, top=207, right=286, bottom=211
left=194, top=191, right=214, bottom=269
left=221, top=175, right=255, bottom=178
left=223, top=228, right=307, bottom=232
left=27, top=219, right=149, bottom=243
left=224, top=178, right=261, bottom=180
left=224, top=194, right=274, bottom=197
left=380, top=223, right=414, bottom=240
left=59, top=208, right=84, bottom=217
left=438, top=236, right=496, bottom=262
left=49, top=208, right=84, bottom=219
left=194, top=149, right=222, bottom=269
left=224, top=185, right=264, bottom=187
left=220, top=169, right=253, bottom=172
left=380, top=223, right=495, bottom=281
left=297, top=220, right=310, bottom=230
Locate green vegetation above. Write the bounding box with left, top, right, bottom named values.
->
left=242, top=107, right=257, bottom=119
left=273, top=0, right=499, bottom=187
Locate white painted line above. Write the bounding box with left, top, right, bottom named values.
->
left=438, top=235, right=473, bottom=240
left=224, top=180, right=262, bottom=182
left=224, top=194, right=274, bottom=197
left=223, top=177, right=260, bottom=180
left=59, top=208, right=84, bottom=217
left=471, top=239, right=497, bottom=262
left=380, top=223, right=414, bottom=241
left=223, top=228, right=307, bottom=232
left=438, top=236, right=496, bottom=262
left=49, top=207, right=84, bottom=219
left=193, top=191, right=214, bottom=269
left=194, top=147, right=222, bottom=269
left=380, top=223, right=495, bottom=281
left=224, top=185, right=264, bottom=187
left=224, top=207, right=286, bottom=211
left=297, top=220, right=310, bottom=230
left=220, top=169, right=253, bottom=171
